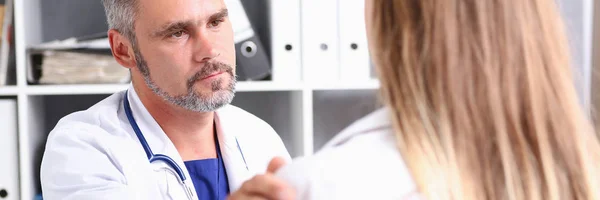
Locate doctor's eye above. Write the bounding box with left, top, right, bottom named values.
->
left=209, top=19, right=224, bottom=28
left=171, top=30, right=188, bottom=38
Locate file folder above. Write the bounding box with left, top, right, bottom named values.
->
left=226, top=0, right=271, bottom=81
left=301, top=0, right=340, bottom=83
left=269, top=0, right=302, bottom=82
left=0, top=99, right=19, bottom=200
left=338, top=0, right=371, bottom=81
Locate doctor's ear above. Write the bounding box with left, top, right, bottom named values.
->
left=108, top=29, right=137, bottom=69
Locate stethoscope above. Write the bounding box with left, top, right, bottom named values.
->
left=122, top=90, right=248, bottom=199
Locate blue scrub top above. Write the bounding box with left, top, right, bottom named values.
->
left=184, top=129, right=230, bottom=200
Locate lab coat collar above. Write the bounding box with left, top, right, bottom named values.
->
left=213, top=109, right=253, bottom=191
left=125, top=85, right=251, bottom=193
left=323, top=107, right=392, bottom=148
left=125, top=86, right=196, bottom=196
left=126, top=85, right=182, bottom=166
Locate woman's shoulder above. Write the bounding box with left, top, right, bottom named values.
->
left=276, top=108, right=417, bottom=200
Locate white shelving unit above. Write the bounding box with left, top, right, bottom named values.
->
left=0, top=1, right=381, bottom=200
left=3, top=0, right=593, bottom=200
left=0, top=85, right=17, bottom=96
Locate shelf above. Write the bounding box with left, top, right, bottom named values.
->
left=23, top=81, right=305, bottom=95
left=309, top=79, right=380, bottom=90
left=25, top=84, right=129, bottom=95
left=0, top=86, right=20, bottom=96
left=22, top=80, right=380, bottom=96
left=236, top=81, right=304, bottom=91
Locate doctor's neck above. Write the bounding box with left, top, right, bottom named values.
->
left=133, top=83, right=218, bottom=160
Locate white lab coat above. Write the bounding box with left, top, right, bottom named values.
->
left=40, top=85, right=291, bottom=200
left=276, top=108, right=418, bottom=200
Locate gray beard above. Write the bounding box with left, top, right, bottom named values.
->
left=133, top=49, right=236, bottom=112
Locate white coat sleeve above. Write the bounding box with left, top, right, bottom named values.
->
left=40, top=122, right=134, bottom=200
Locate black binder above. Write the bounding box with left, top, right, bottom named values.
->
left=227, top=0, right=271, bottom=81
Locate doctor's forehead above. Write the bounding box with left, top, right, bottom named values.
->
left=136, top=0, right=227, bottom=26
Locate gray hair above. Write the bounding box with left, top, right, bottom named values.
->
left=101, top=0, right=139, bottom=45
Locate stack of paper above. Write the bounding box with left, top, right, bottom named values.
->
left=36, top=50, right=129, bottom=84
left=28, top=33, right=131, bottom=84
left=33, top=37, right=110, bottom=50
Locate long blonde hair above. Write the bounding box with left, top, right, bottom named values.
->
left=369, top=0, right=600, bottom=199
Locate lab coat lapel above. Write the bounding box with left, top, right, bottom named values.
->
left=214, top=108, right=253, bottom=192
left=126, top=86, right=198, bottom=199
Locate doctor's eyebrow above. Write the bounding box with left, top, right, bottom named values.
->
left=151, top=20, right=194, bottom=38
left=150, top=20, right=194, bottom=37
left=151, top=9, right=229, bottom=38
left=208, top=9, right=229, bottom=23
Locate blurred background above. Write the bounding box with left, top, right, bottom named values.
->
left=0, top=0, right=596, bottom=200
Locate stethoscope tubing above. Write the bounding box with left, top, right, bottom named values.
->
left=123, top=91, right=188, bottom=182
left=122, top=89, right=250, bottom=193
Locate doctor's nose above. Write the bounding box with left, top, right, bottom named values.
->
left=192, top=33, right=220, bottom=63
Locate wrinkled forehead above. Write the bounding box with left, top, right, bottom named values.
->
left=135, top=0, right=227, bottom=30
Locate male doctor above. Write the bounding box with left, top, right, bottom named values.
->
left=40, top=0, right=294, bottom=199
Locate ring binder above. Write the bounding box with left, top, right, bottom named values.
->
left=226, top=0, right=271, bottom=81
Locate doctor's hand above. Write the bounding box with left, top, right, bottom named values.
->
left=228, top=157, right=295, bottom=200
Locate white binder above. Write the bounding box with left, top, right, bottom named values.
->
left=0, top=99, right=19, bottom=200
left=269, top=0, right=302, bottom=82
left=301, top=0, right=339, bottom=83
left=338, top=0, right=371, bottom=81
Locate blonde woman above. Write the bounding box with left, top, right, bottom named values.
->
left=271, top=0, right=600, bottom=199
